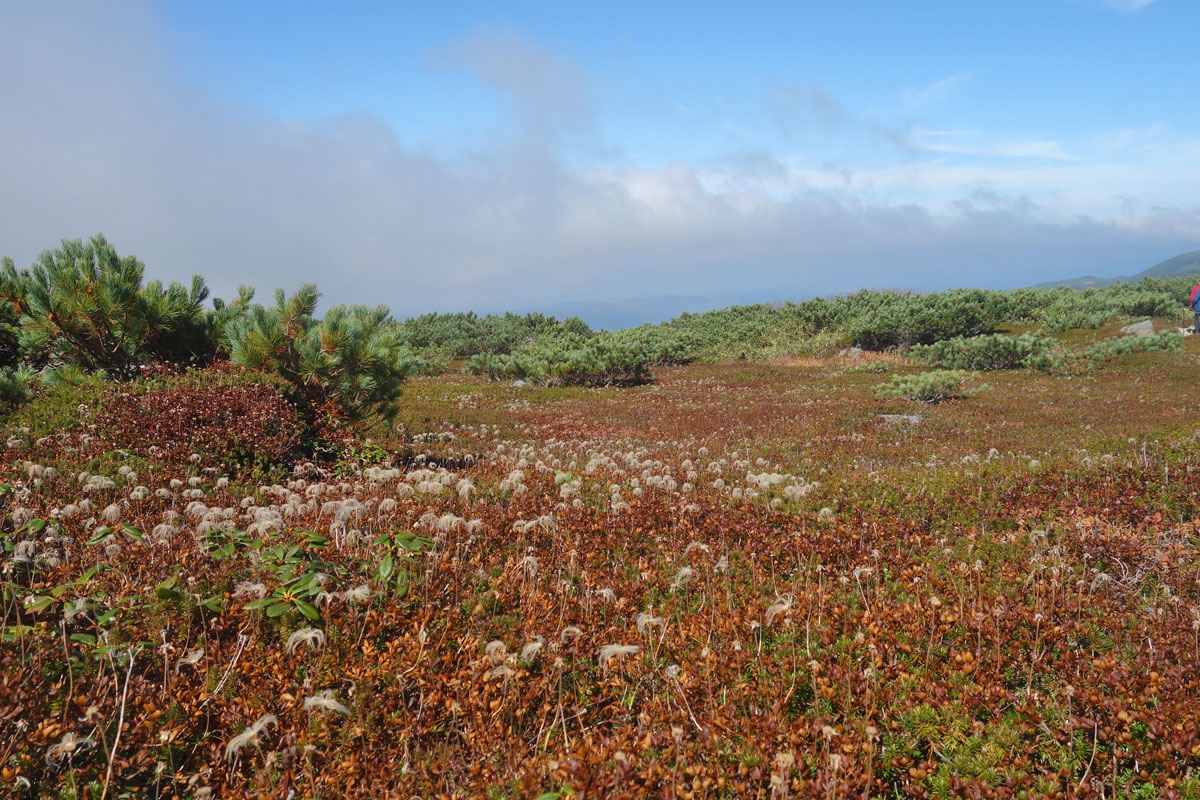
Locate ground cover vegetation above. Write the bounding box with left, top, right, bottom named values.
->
left=3, top=235, right=1200, bottom=797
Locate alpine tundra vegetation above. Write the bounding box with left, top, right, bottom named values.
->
left=3, top=236, right=1200, bottom=797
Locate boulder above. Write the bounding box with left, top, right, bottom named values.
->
left=838, top=346, right=865, bottom=360
left=1120, top=320, right=1155, bottom=337
left=879, top=414, right=921, bottom=427
left=510, top=380, right=528, bottom=387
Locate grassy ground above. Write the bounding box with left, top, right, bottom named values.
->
left=4, top=341, right=1200, bottom=798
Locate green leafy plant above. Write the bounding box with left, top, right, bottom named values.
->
left=374, top=531, right=433, bottom=599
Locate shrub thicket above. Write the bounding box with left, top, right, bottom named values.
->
left=399, top=311, right=592, bottom=359
left=465, top=335, right=656, bottom=387
left=611, top=277, right=1198, bottom=364
left=909, top=332, right=1055, bottom=370
left=0, top=237, right=418, bottom=429
left=1026, top=330, right=1185, bottom=374
left=92, top=371, right=305, bottom=471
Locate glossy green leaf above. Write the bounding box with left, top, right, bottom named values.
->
left=155, top=577, right=184, bottom=602
left=86, top=527, right=115, bottom=546
left=294, top=599, right=320, bottom=621
left=1, top=625, right=34, bottom=641
left=24, top=595, right=55, bottom=612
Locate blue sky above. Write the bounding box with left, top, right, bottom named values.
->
left=1, top=1, right=1197, bottom=321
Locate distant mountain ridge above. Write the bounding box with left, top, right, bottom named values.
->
left=1036, top=250, right=1200, bottom=290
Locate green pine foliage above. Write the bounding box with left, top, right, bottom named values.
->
left=908, top=332, right=1055, bottom=370
left=224, top=285, right=414, bottom=421
left=1026, top=330, right=1185, bottom=374
left=0, top=364, right=36, bottom=410
left=399, top=311, right=592, bottom=359
left=610, top=277, right=1199, bottom=363
left=10, top=235, right=216, bottom=380
left=465, top=334, right=658, bottom=387
left=873, top=370, right=990, bottom=404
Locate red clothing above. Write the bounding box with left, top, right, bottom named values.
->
left=1192, top=285, right=1200, bottom=307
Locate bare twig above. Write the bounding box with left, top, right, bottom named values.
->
left=99, top=646, right=136, bottom=800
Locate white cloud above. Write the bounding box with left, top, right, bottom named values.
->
left=903, top=72, right=974, bottom=110
left=903, top=128, right=1077, bottom=160
left=0, top=2, right=1195, bottom=317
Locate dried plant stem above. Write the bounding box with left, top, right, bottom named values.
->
left=99, top=646, right=135, bottom=800
left=61, top=621, right=74, bottom=725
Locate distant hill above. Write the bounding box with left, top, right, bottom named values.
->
left=1037, top=250, right=1200, bottom=289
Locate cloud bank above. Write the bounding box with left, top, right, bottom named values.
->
left=0, top=2, right=1196, bottom=320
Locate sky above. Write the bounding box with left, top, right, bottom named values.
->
left=1, top=0, right=1198, bottom=322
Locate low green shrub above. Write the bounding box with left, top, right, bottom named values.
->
left=1082, top=330, right=1183, bottom=367
left=466, top=335, right=655, bottom=387
left=874, top=370, right=990, bottom=404
left=851, top=360, right=891, bottom=374
left=1027, top=330, right=1184, bottom=374
left=2, top=371, right=109, bottom=439
left=846, top=289, right=1012, bottom=350
left=909, top=332, right=1055, bottom=370
left=399, top=311, right=592, bottom=357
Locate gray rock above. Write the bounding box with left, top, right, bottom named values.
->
left=838, top=346, right=865, bottom=359
left=879, top=414, right=921, bottom=426
left=510, top=380, right=528, bottom=387
left=1120, top=320, right=1155, bottom=337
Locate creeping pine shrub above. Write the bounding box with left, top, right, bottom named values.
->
left=874, top=370, right=990, bottom=404
left=399, top=310, right=593, bottom=358
left=1027, top=330, right=1184, bottom=374
left=851, top=360, right=891, bottom=374
left=1081, top=330, right=1183, bottom=368
left=7, top=236, right=229, bottom=380
left=1029, top=286, right=1184, bottom=333
left=92, top=371, right=304, bottom=470
left=466, top=335, right=656, bottom=387
left=908, top=332, right=1054, bottom=371
left=845, top=289, right=1012, bottom=350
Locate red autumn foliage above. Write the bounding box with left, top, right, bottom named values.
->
left=92, top=379, right=303, bottom=469
left=6, top=346, right=1200, bottom=798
